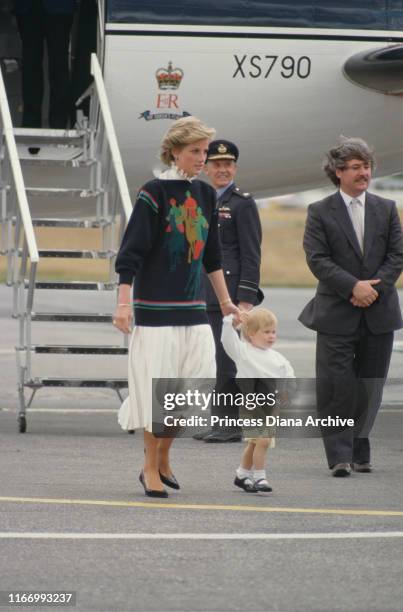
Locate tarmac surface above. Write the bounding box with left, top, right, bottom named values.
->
left=0, top=286, right=402, bottom=612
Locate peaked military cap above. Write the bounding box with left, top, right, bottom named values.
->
left=206, top=140, right=239, bottom=162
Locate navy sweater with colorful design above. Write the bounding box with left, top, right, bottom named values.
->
left=115, top=178, right=222, bottom=326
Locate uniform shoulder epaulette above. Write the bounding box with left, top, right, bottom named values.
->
left=233, top=186, right=253, bottom=199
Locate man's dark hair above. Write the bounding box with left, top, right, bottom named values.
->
left=322, top=136, right=376, bottom=186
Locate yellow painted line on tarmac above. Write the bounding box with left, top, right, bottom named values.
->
left=0, top=496, right=402, bottom=517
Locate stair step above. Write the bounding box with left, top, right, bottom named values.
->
left=30, top=218, right=112, bottom=228
left=35, top=249, right=116, bottom=259
left=19, top=345, right=127, bottom=355
left=15, top=248, right=115, bottom=259
left=31, top=312, right=113, bottom=323
left=20, top=157, right=95, bottom=167
left=25, top=280, right=117, bottom=290
left=26, top=187, right=103, bottom=198
left=14, top=127, right=86, bottom=145
left=24, top=377, right=128, bottom=389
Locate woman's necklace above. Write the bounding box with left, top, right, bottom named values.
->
left=159, top=162, right=197, bottom=183
left=173, top=163, right=196, bottom=182
left=158, top=163, right=196, bottom=182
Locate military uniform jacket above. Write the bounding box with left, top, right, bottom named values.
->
left=205, top=183, right=262, bottom=310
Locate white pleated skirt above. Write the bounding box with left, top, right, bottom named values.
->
left=118, top=324, right=216, bottom=432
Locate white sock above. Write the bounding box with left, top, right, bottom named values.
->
left=253, top=469, right=267, bottom=482
left=236, top=467, right=253, bottom=480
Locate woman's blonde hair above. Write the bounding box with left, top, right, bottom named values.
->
left=160, top=116, right=216, bottom=166
left=241, top=308, right=278, bottom=341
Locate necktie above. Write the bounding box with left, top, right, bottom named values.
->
left=350, top=198, right=364, bottom=253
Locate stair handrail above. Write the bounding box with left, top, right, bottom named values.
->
left=90, top=53, right=132, bottom=222
left=0, top=66, right=39, bottom=265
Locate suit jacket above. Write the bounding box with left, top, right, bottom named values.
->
left=205, top=183, right=263, bottom=310
left=299, top=191, right=403, bottom=335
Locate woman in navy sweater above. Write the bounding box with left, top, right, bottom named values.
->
left=114, top=116, right=239, bottom=497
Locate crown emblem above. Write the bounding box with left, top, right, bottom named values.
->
left=218, top=144, right=228, bottom=154
left=156, top=62, right=184, bottom=90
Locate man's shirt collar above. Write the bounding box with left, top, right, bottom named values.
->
left=339, top=189, right=366, bottom=207
left=216, top=181, right=234, bottom=200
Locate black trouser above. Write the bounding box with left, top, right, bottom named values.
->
left=70, top=0, right=97, bottom=122
left=316, top=317, right=393, bottom=468
left=207, top=310, right=239, bottom=426
left=16, top=2, right=73, bottom=128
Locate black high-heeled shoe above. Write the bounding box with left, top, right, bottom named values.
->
left=159, top=471, right=180, bottom=490
left=139, top=471, right=168, bottom=498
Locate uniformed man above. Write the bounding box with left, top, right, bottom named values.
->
left=196, top=139, right=263, bottom=442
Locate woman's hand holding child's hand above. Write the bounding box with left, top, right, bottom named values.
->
left=232, top=310, right=249, bottom=329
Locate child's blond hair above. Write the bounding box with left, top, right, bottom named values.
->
left=241, top=308, right=278, bottom=342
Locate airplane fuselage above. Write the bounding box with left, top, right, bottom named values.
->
left=102, top=1, right=403, bottom=196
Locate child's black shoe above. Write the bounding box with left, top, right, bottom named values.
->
left=234, top=476, right=256, bottom=493
left=253, top=478, right=272, bottom=492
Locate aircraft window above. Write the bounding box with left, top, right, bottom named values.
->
left=105, top=0, right=311, bottom=25
left=184, top=1, right=314, bottom=27
left=106, top=0, right=399, bottom=31
left=388, top=1, right=403, bottom=30
left=315, top=2, right=387, bottom=30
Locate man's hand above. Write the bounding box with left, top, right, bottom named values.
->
left=350, top=279, right=381, bottom=307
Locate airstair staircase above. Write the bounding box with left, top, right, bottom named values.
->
left=0, top=54, right=132, bottom=432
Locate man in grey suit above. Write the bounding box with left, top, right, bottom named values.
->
left=299, top=137, right=403, bottom=477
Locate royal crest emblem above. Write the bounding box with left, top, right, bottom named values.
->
left=139, top=60, right=191, bottom=121
left=156, top=62, right=184, bottom=90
